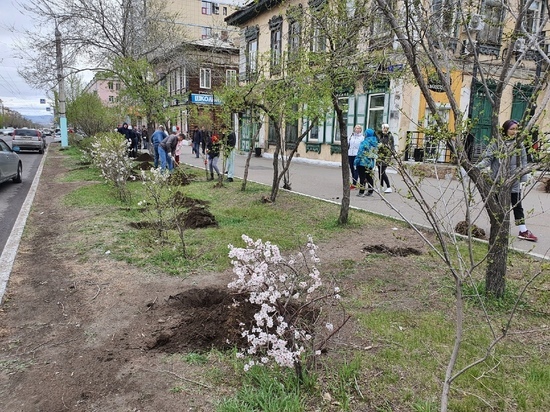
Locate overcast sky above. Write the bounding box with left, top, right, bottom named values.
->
left=0, top=0, right=54, bottom=117
left=0, top=0, right=246, bottom=118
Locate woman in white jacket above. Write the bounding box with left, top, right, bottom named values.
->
left=348, top=125, right=364, bottom=189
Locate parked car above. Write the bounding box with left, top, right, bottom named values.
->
left=0, top=138, right=23, bottom=184
left=0, top=128, right=14, bottom=137
left=11, top=128, right=46, bottom=153
left=53, top=131, right=62, bottom=143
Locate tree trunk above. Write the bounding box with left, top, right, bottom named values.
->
left=485, top=197, right=510, bottom=298
left=334, top=97, right=350, bottom=225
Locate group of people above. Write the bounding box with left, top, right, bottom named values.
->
left=116, top=123, right=149, bottom=158
left=347, top=120, right=537, bottom=242
left=142, top=124, right=236, bottom=179
left=348, top=124, right=395, bottom=197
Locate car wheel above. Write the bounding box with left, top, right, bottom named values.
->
left=39, top=146, right=44, bottom=154
left=13, top=162, right=22, bottom=183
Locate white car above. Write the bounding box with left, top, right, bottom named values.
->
left=0, top=138, right=22, bottom=184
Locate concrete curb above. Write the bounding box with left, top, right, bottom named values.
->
left=0, top=145, right=48, bottom=304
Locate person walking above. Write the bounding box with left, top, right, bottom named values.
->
left=475, top=119, right=537, bottom=242
left=192, top=126, right=201, bottom=158
left=354, top=128, right=378, bottom=197
left=141, top=125, right=149, bottom=150
left=150, top=125, right=168, bottom=168
left=158, top=132, right=184, bottom=172
left=206, top=134, right=221, bottom=181
left=225, top=128, right=237, bottom=182
left=348, top=125, right=364, bottom=189
left=377, top=123, right=395, bottom=193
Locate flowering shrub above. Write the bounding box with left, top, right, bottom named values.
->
left=228, top=235, right=347, bottom=378
left=90, top=132, right=134, bottom=202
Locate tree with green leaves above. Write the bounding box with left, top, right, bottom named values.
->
left=66, top=92, right=117, bottom=137
left=218, top=49, right=331, bottom=202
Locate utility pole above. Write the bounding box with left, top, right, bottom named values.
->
left=55, top=23, right=68, bottom=148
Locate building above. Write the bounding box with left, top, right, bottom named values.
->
left=160, top=0, right=241, bottom=134
left=226, top=0, right=549, bottom=163
left=83, top=76, right=122, bottom=106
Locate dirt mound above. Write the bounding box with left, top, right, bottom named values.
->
left=145, top=287, right=255, bottom=353
left=362, top=244, right=423, bottom=256
left=454, top=221, right=486, bottom=239
left=136, top=152, right=154, bottom=162
left=180, top=205, right=218, bottom=229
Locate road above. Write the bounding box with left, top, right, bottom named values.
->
left=0, top=139, right=50, bottom=253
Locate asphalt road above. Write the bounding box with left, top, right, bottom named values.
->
left=0, top=145, right=46, bottom=253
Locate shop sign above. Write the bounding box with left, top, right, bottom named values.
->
left=189, top=94, right=221, bottom=105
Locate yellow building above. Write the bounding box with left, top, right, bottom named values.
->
left=226, top=0, right=549, bottom=163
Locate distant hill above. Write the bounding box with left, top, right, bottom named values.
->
left=25, top=115, right=54, bottom=126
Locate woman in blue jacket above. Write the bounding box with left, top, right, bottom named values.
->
left=354, top=128, right=378, bottom=197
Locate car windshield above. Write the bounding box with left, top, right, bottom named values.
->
left=15, top=129, right=38, bottom=136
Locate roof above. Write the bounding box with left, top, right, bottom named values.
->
left=225, top=0, right=283, bottom=26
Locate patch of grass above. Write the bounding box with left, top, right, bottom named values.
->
left=462, top=279, right=530, bottom=312
left=324, top=355, right=362, bottom=411
left=53, top=149, right=550, bottom=411
left=216, top=366, right=306, bottom=412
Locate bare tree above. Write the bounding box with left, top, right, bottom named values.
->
left=368, top=0, right=550, bottom=410
left=16, top=0, right=188, bottom=125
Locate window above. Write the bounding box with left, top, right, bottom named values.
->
left=309, top=0, right=326, bottom=52
left=179, top=67, right=186, bottom=92
left=108, top=95, right=114, bottom=103
left=200, top=68, right=211, bottom=89
left=245, top=26, right=259, bottom=80
left=525, top=0, right=543, bottom=34
left=115, top=82, right=121, bottom=91
left=431, top=0, right=458, bottom=36
left=270, top=16, right=283, bottom=75
left=287, top=12, right=301, bottom=64
left=223, top=7, right=227, bottom=16
left=311, top=22, right=326, bottom=52
left=108, top=81, right=114, bottom=90
left=371, top=2, right=393, bottom=37
left=478, top=0, right=504, bottom=45
left=202, top=27, right=212, bottom=39
left=213, top=3, right=219, bottom=14
left=367, top=94, right=385, bottom=131
left=201, top=1, right=212, bottom=15
left=226, top=69, right=237, bottom=87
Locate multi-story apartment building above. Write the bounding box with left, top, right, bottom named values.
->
left=162, top=1, right=241, bottom=134
left=226, top=0, right=549, bottom=163
left=84, top=76, right=122, bottom=106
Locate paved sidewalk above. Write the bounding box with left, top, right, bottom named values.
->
left=183, top=149, right=550, bottom=259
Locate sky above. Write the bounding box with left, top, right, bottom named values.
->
left=0, top=0, right=54, bottom=117
left=0, top=0, right=246, bottom=119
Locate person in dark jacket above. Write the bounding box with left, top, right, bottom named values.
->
left=158, top=130, right=183, bottom=172
left=475, top=119, right=537, bottom=242
left=354, top=128, right=378, bottom=197
left=225, top=129, right=237, bottom=182
left=377, top=124, right=395, bottom=193
left=206, top=134, right=221, bottom=180
left=117, top=122, right=135, bottom=157
left=192, top=126, right=202, bottom=158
